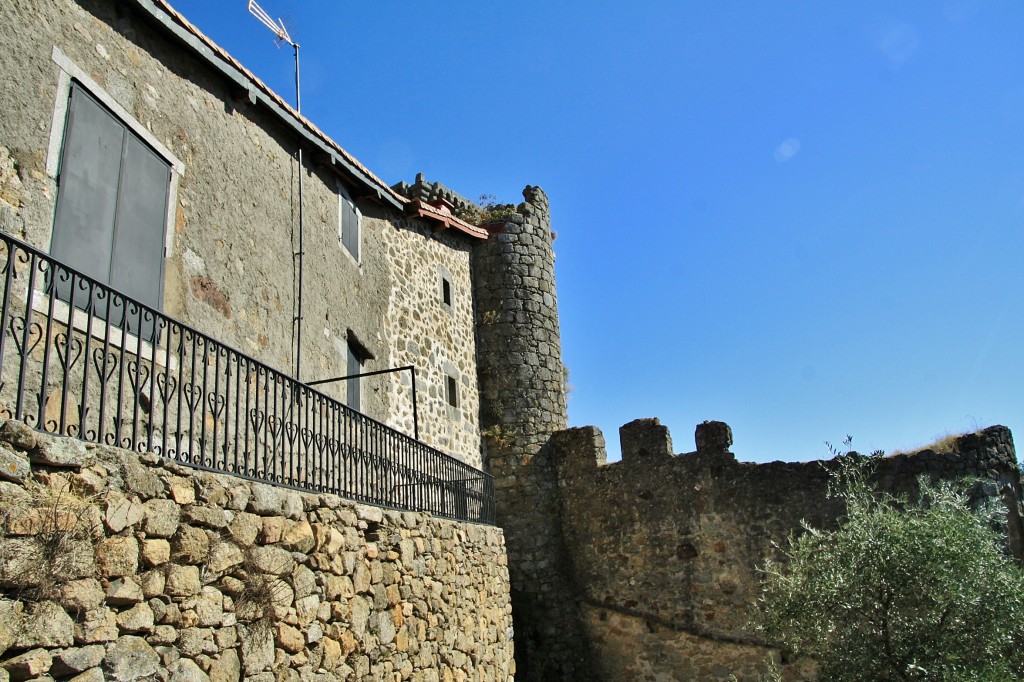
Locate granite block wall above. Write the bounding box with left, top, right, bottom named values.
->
left=471, top=188, right=594, bottom=681
left=0, top=421, right=514, bottom=682
left=549, top=419, right=1021, bottom=681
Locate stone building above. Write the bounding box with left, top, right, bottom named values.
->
left=0, top=0, right=495, bottom=468
left=1, top=1, right=1021, bottom=681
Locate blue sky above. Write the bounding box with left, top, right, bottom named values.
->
left=168, top=0, right=1024, bottom=462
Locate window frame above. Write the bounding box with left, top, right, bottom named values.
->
left=445, top=374, right=459, bottom=409
left=44, top=48, right=185, bottom=343
left=338, top=183, right=361, bottom=263
left=46, top=47, right=184, bottom=257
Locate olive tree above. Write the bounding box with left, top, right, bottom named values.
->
left=758, top=456, right=1024, bottom=681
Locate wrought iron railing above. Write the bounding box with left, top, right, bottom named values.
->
left=0, top=231, right=494, bottom=524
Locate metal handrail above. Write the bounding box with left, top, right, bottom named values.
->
left=0, top=231, right=494, bottom=524
left=308, top=365, right=420, bottom=440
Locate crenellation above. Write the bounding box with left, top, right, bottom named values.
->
left=551, top=427, right=606, bottom=483
left=544, top=420, right=1021, bottom=680
left=694, top=420, right=733, bottom=456
left=620, top=417, right=673, bottom=461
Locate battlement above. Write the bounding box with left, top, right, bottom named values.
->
left=546, top=418, right=1021, bottom=679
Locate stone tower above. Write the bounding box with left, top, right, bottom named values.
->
left=472, top=186, right=594, bottom=681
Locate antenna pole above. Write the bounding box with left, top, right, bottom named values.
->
left=247, top=0, right=305, bottom=383
left=293, top=40, right=304, bottom=384
left=293, top=42, right=301, bottom=114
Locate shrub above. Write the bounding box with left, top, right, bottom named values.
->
left=758, top=456, right=1024, bottom=681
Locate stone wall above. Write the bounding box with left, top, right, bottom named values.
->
left=0, top=421, right=514, bottom=682
left=549, top=419, right=1021, bottom=681
left=379, top=218, right=481, bottom=465
left=471, top=188, right=593, bottom=681
left=0, top=0, right=483, bottom=466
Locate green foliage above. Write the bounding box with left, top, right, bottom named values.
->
left=481, top=424, right=516, bottom=449
left=461, top=194, right=519, bottom=226
left=758, top=456, right=1024, bottom=681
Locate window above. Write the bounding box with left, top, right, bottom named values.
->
left=442, top=277, right=452, bottom=307
left=445, top=375, right=459, bottom=408
left=339, top=185, right=360, bottom=261
left=346, top=342, right=363, bottom=412
left=344, top=331, right=374, bottom=413
left=438, top=266, right=454, bottom=310
left=50, top=81, right=172, bottom=338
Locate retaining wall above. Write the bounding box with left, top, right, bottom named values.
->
left=0, top=420, right=513, bottom=682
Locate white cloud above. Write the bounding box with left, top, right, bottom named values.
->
left=774, top=137, right=801, bottom=163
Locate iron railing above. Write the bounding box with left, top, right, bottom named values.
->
left=0, top=231, right=494, bottom=524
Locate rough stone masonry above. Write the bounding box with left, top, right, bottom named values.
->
left=547, top=419, right=1022, bottom=681
left=0, top=420, right=515, bottom=682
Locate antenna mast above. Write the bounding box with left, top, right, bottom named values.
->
left=248, top=0, right=305, bottom=382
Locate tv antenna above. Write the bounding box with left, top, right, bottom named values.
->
left=248, top=0, right=306, bottom=382
left=247, top=0, right=300, bottom=111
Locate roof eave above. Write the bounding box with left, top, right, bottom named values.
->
left=407, top=201, right=489, bottom=239
left=124, top=0, right=406, bottom=211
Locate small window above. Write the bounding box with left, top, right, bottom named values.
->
left=346, top=342, right=362, bottom=412
left=438, top=266, right=454, bottom=310
left=344, top=330, right=375, bottom=413
left=445, top=375, right=458, bottom=408
left=339, top=186, right=360, bottom=261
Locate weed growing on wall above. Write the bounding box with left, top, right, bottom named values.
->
left=460, top=194, right=519, bottom=226
left=232, top=553, right=295, bottom=639
left=0, top=479, right=100, bottom=602
left=757, top=455, right=1024, bottom=681
left=481, top=425, right=516, bottom=450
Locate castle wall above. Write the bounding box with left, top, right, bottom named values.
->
left=0, top=0, right=482, bottom=466
left=550, top=420, right=1021, bottom=681
left=0, top=420, right=513, bottom=681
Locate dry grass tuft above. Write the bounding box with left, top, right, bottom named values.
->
left=889, top=430, right=969, bottom=457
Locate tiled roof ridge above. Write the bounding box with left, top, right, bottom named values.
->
left=392, top=174, right=490, bottom=239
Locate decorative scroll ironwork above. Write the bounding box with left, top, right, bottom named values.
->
left=0, top=231, right=494, bottom=525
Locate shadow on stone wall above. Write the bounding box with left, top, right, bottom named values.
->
left=548, top=419, right=1022, bottom=682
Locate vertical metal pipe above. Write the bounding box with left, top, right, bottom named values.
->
left=293, top=43, right=304, bottom=383
left=410, top=366, right=419, bottom=441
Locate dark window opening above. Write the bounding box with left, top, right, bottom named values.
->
left=344, top=330, right=374, bottom=414
left=442, top=277, right=452, bottom=306
left=446, top=375, right=458, bottom=408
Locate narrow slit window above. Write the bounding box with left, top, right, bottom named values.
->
left=442, top=277, right=452, bottom=306
left=446, top=375, right=458, bottom=408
